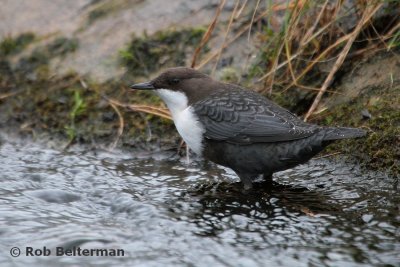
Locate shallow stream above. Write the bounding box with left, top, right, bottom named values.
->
left=0, top=140, right=398, bottom=266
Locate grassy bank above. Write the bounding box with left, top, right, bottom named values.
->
left=0, top=1, right=399, bottom=176
left=0, top=32, right=180, bottom=150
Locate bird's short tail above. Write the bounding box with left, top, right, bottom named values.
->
left=322, top=126, right=366, bottom=141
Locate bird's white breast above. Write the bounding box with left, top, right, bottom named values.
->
left=155, top=89, right=205, bottom=155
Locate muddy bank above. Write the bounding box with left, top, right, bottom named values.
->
left=1, top=41, right=399, bottom=176
left=0, top=0, right=234, bottom=81
left=0, top=1, right=399, bottom=177
left=312, top=52, right=400, bottom=176
left=0, top=62, right=177, bottom=151
left=0, top=27, right=213, bottom=150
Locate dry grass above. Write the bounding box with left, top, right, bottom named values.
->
left=304, top=2, right=383, bottom=121
left=191, top=0, right=227, bottom=68
left=0, top=91, right=21, bottom=100
left=193, top=0, right=399, bottom=119
left=80, top=78, right=172, bottom=149
left=211, top=0, right=241, bottom=75
left=96, top=0, right=399, bottom=147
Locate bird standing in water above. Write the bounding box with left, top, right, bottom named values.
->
left=130, top=67, right=365, bottom=189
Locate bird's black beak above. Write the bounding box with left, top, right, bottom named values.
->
left=130, top=81, right=155, bottom=90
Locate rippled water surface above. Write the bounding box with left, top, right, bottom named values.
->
left=0, top=140, right=399, bottom=267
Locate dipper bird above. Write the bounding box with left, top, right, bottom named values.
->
left=130, top=67, right=366, bottom=189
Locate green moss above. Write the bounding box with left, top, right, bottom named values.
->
left=313, top=85, right=400, bottom=176
left=387, top=29, right=400, bottom=50
left=86, top=1, right=127, bottom=26
left=218, top=67, right=240, bottom=83
left=15, top=36, right=78, bottom=75
left=120, top=27, right=206, bottom=78
left=0, top=33, right=35, bottom=57
left=0, top=54, right=177, bottom=148
left=47, top=37, right=79, bottom=56
left=88, top=7, right=109, bottom=25
left=65, top=90, right=87, bottom=141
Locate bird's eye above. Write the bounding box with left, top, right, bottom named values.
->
left=169, top=78, right=180, bottom=85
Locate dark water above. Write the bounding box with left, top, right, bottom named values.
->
left=0, top=140, right=399, bottom=267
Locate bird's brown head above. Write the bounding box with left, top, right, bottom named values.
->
left=130, top=67, right=215, bottom=104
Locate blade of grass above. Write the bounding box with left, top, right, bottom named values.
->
left=196, top=9, right=269, bottom=70
left=85, top=80, right=172, bottom=120
left=304, top=3, right=383, bottom=121
left=211, top=0, right=240, bottom=75
left=247, top=0, right=261, bottom=42
left=235, top=0, right=248, bottom=19
left=196, top=0, right=304, bottom=70
left=282, top=32, right=356, bottom=91
left=109, top=101, right=124, bottom=149
left=191, top=0, right=226, bottom=68
left=0, top=91, right=20, bottom=100
left=258, top=1, right=339, bottom=83
left=263, top=0, right=306, bottom=93
left=283, top=0, right=305, bottom=86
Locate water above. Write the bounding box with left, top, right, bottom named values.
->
left=0, top=140, right=398, bottom=267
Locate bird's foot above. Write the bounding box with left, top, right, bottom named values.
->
left=241, top=180, right=253, bottom=191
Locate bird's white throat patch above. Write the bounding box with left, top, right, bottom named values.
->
left=155, top=89, right=205, bottom=155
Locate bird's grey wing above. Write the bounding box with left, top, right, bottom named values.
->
left=192, top=89, right=318, bottom=144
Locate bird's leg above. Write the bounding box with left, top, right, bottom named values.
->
left=235, top=172, right=254, bottom=191
left=262, top=173, right=273, bottom=189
